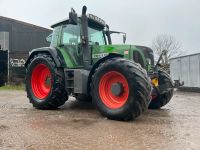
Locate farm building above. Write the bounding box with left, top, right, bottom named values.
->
left=0, top=16, right=52, bottom=85
left=170, top=53, right=200, bottom=92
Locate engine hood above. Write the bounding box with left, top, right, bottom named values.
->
left=92, top=44, right=139, bottom=56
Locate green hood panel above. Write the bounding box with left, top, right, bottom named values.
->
left=58, top=44, right=148, bottom=71
left=93, top=44, right=131, bottom=54
left=92, top=44, right=145, bottom=61
left=92, top=44, right=148, bottom=70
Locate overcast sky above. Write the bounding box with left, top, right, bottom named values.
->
left=1, top=0, right=200, bottom=54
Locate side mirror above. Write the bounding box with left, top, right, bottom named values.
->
left=69, top=8, right=78, bottom=25
left=46, top=33, right=52, bottom=43
left=123, top=34, right=126, bottom=44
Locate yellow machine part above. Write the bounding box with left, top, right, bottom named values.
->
left=151, top=78, right=159, bottom=87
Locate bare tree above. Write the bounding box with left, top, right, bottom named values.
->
left=152, top=34, right=183, bottom=65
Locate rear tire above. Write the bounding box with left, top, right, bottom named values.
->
left=26, top=54, right=68, bottom=109
left=149, top=69, right=174, bottom=109
left=91, top=58, right=151, bottom=121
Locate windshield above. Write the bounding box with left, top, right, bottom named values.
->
left=88, top=27, right=105, bottom=45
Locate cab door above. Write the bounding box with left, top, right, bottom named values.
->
left=59, top=24, right=83, bottom=68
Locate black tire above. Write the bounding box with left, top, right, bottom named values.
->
left=91, top=58, right=151, bottom=121
left=26, top=54, right=68, bottom=109
left=149, top=69, right=174, bottom=109
left=75, top=94, right=92, bottom=102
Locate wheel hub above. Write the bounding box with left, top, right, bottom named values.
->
left=45, top=76, right=51, bottom=87
left=111, top=82, right=123, bottom=96
left=99, top=71, right=129, bottom=109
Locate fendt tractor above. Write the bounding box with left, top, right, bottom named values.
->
left=25, top=6, right=174, bottom=121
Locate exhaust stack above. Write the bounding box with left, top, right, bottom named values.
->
left=81, top=6, right=91, bottom=69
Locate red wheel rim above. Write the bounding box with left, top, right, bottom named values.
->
left=31, top=64, right=52, bottom=99
left=99, top=71, right=129, bottom=109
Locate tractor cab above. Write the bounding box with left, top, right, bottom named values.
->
left=48, top=8, right=151, bottom=71
left=49, top=11, right=108, bottom=68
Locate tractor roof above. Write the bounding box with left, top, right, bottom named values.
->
left=51, top=18, right=69, bottom=28
left=51, top=14, right=106, bottom=28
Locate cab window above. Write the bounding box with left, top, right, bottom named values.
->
left=50, top=26, right=60, bottom=47
left=88, top=27, right=105, bottom=45
left=61, top=24, right=81, bottom=45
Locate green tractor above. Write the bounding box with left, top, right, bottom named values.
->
left=25, top=6, right=174, bottom=121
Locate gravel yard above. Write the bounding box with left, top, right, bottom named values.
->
left=0, top=90, right=200, bottom=150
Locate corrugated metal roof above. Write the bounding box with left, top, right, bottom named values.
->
left=0, top=16, right=52, bottom=32
left=170, top=52, right=200, bottom=60
left=51, top=18, right=69, bottom=28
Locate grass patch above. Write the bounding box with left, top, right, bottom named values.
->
left=0, top=85, right=25, bottom=90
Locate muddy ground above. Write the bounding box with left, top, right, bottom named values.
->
left=0, top=90, right=200, bottom=150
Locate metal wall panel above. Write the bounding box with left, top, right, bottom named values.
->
left=170, top=58, right=181, bottom=81
left=0, top=16, right=52, bottom=84
left=189, top=55, right=200, bottom=87
left=0, top=32, right=9, bottom=50
left=180, top=57, right=190, bottom=87
left=11, top=21, right=51, bottom=51
left=170, top=53, right=200, bottom=88
left=0, top=17, right=52, bottom=52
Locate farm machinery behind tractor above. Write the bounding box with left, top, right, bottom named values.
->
left=25, top=6, right=174, bottom=121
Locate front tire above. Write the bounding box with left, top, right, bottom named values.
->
left=91, top=58, right=151, bottom=121
left=149, top=69, right=174, bottom=109
left=26, top=54, right=68, bottom=109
